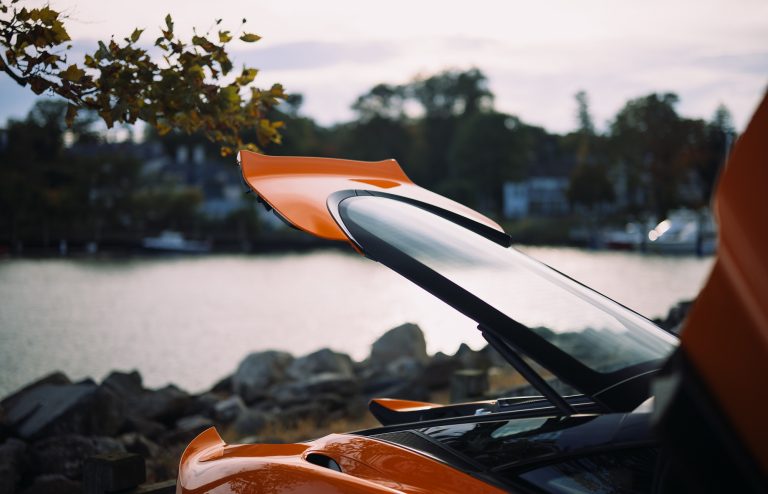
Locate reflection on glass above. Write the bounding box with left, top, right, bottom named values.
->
left=342, top=197, right=677, bottom=373
left=517, top=448, right=658, bottom=494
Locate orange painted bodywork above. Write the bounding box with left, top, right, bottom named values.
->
left=679, top=92, right=768, bottom=474
left=177, top=427, right=508, bottom=494
left=372, top=397, right=495, bottom=412
left=238, top=151, right=505, bottom=244
left=371, top=398, right=444, bottom=412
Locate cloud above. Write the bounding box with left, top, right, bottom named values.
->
left=695, top=52, right=768, bottom=75
left=235, top=40, right=399, bottom=71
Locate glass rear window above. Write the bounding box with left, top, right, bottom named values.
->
left=340, top=196, right=677, bottom=374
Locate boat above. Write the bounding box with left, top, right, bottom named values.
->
left=646, top=208, right=717, bottom=255
left=141, top=230, right=211, bottom=253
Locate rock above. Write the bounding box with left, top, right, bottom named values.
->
left=370, top=323, right=428, bottom=368
left=232, top=351, right=294, bottom=404
left=454, top=343, right=492, bottom=370
left=101, top=370, right=143, bottom=398
left=0, top=438, right=27, bottom=494
left=271, top=373, right=358, bottom=408
left=344, top=396, right=369, bottom=420
left=161, top=415, right=214, bottom=445
left=119, top=432, right=161, bottom=459
left=210, top=375, right=232, bottom=394
left=481, top=344, right=509, bottom=369
left=124, top=416, right=166, bottom=440
left=385, top=356, right=424, bottom=379
left=4, top=383, right=123, bottom=440
left=421, top=352, right=461, bottom=389
left=304, top=373, right=359, bottom=396
left=175, top=415, right=214, bottom=432
left=19, top=474, right=80, bottom=494
left=131, top=385, right=191, bottom=425
left=232, top=409, right=269, bottom=437
left=368, top=379, right=430, bottom=403
left=31, top=434, right=124, bottom=479
left=238, top=435, right=285, bottom=445
left=286, top=349, right=354, bottom=381
left=278, top=403, right=321, bottom=426
left=212, top=396, right=247, bottom=423
left=1, top=372, right=71, bottom=411
left=184, top=392, right=220, bottom=418
left=450, top=369, right=489, bottom=402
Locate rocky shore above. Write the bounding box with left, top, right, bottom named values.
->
left=0, top=301, right=692, bottom=494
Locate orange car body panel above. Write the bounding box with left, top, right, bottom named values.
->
left=371, top=397, right=495, bottom=412
left=177, top=427, right=508, bottom=494
left=679, top=92, right=768, bottom=474
left=370, top=398, right=443, bottom=412
left=237, top=151, right=505, bottom=243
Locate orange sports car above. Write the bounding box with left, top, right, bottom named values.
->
left=176, top=93, right=767, bottom=493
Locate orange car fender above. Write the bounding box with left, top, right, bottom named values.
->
left=178, top=428, right=508, bottom=494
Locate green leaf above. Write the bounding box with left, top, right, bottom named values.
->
left=130, top=28, right=144, bottom=43
left=239, top=33, right=261, bottom=43
left=36, top=6, right=58, bottom=24
left=235, top=67, right=257, bottom=86
left=61, top=64, right=86, bottom=82
left=164, top=14, right=173, bottom=33
left=218, top=30, right=232, bottom=43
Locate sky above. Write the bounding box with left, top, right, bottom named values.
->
left=1, top=0, right=767, bottom=133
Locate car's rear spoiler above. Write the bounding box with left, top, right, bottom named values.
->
left=237, top=151, right=506, bottom=244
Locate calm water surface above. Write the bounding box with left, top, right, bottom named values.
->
left=0, top=247, right=714, bottom=396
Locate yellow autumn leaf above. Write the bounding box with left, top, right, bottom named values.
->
left=61, top=64, right=85, bottom=82
left=239, top=33, right=261, bottom=43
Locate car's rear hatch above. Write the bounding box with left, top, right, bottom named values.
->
left=239, top=151, right=678, bottom=413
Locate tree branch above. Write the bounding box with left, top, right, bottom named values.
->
left=0, top=54, right=27, bottom=86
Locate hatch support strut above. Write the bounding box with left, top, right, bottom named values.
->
left=481, top=325, right=576, bottom=416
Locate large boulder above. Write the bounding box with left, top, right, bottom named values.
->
left=119, top=432, right=161, bottom=460
left=130, top=385, right=191, bottom=425
left=101, top=370, right=144, bottom=399
left=385, top=356, right=424, bottom=380
left=0, top=438, right=27, bottom=494
left=123, top=416, right=166, bottom=440
left=1, top=372, right=71, bottom=410
left=271, top=373, right=359, bottom=408
left=481, top=344, right=510, bottom=369
left=232, top=351, right=294, bottom=404
left=454, top=343, right=493, bottom=370
left=421, top=351, right=461, bottom=390
left=369, top=323, right=428, bottom=369
left=31, top=434, right=124, bottom=479
left=286, top=349, right=354, bottom=381
left=232, top=409, right=270, bottom=437
left=4, top=383, right=124, bottom=440
left=161, top=415, right=215, bottom=445
left=212, top=396, right=247, bottom=423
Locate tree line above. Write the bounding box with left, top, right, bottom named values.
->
left=265, top=69, right=734, bottom=221
left=0, top=69, right=734, bottom=251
